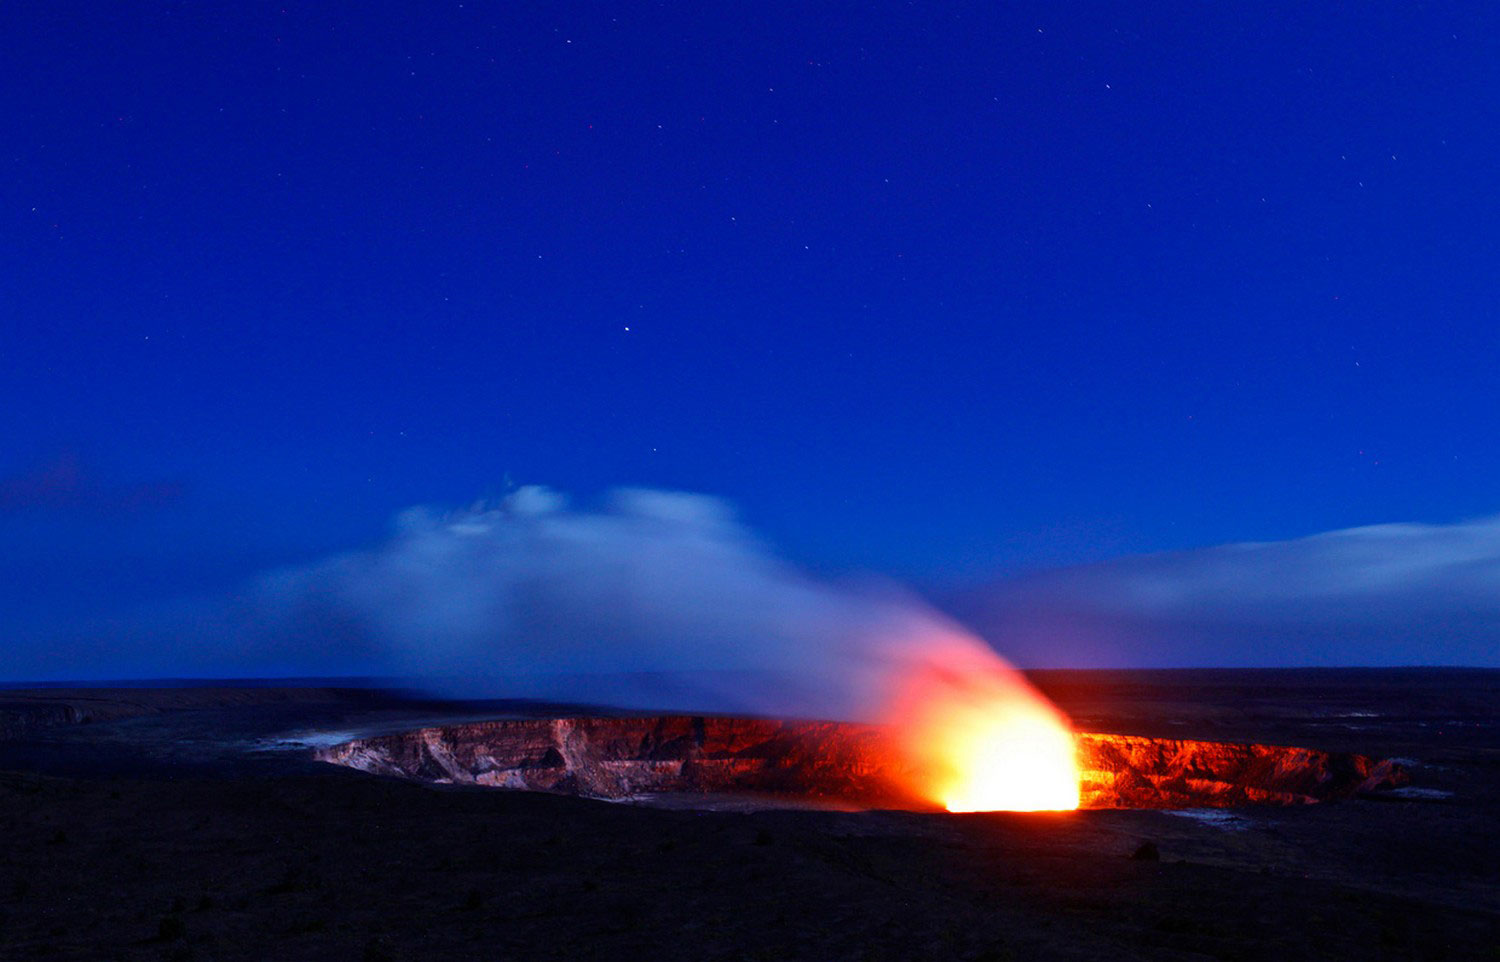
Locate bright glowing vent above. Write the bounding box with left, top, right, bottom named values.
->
left=886, top=641, right=1081, bottom=813
left=930, top=707, right=1081, bottom=812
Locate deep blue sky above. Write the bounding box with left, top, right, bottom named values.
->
left=4, top=2, right=1500, bottom=662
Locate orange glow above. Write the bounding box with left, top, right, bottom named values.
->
left=924, top=702, right=1081, bottom=812
left=885, top=642, right=1081, bottom=813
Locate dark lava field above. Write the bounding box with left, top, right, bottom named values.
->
left=0, top=668, right=1496, bottom=961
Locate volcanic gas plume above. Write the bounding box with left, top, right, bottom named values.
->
left=252, top=487, right=1082, bottom=811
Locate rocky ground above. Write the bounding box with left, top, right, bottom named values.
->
left=0, top=669, right=1496, bottom=960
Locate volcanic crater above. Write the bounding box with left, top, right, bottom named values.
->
left=316, top=715, right=1408, bottom=811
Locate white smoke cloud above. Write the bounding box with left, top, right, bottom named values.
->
left=951, top=514, right=1500, bottom=667
left=17, top=496, right=1496, bottom=683
left=235, top=486, right=1028, bottom=720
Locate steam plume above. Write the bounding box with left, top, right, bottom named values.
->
left=244, top=486, right=1037, bottom=720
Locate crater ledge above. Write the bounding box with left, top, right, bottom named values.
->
left=315, top=715, right=1408, bottom=810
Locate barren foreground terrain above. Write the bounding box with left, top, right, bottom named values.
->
left=0, top=668, right=1496, bottom=960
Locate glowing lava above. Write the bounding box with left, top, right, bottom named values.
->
left=886, top=641, right=1081, bottom=813
left=928, top=705, right=1081, bottom=812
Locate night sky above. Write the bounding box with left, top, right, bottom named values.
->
left=5, top=2, right=1500, bottom=673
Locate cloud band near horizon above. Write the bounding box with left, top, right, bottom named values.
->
left=948, top=515, right=1500, bottom=668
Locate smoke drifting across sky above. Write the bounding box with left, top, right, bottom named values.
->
left=951, top=515, right=1500, bottom=668
left=10, top=491, right=1500, bottom=691
left=141, top=486, right=1028, bottom=721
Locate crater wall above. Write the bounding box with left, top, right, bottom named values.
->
left=315, top=715, right=1407, bottom=810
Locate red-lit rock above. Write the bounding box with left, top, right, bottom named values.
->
left=1074, top=732, right=1406, bottom=808
left=319, top=717, right=927, bottom=806
left=315, top=716, right=1407, bottom=810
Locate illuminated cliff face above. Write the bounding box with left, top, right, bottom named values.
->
left=316, top=716, right=1406, bottom=810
